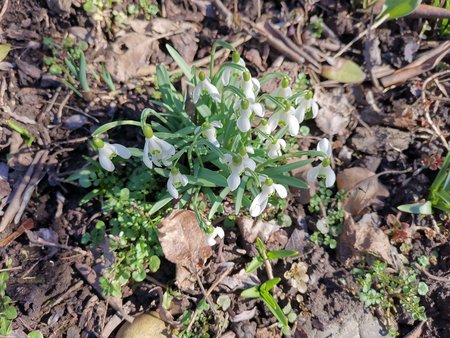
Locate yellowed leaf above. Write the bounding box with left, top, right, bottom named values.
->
left=0, top=44, right=11, bottom=62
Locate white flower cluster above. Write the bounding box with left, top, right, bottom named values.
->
left=94, top=50, right=336, bottom=245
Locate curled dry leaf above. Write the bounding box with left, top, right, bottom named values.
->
left=314, top=88, right=352, bottom=136
left=236, top=216, right=280, bottom=244
left=116, top=313, right=171, bottom=338
left=321, top=58, right=366, bottom=83
left=337, top=167, right=389, bottom=216
left=105, top=33, right=157, bottom=82
left=157, top=210, right=212, bottom=289
left=337, top=213, right=401, bottom=269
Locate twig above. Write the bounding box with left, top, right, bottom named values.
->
left=261, top=246, right=274, bottom=280
left=424, top=102, right=449, bottom=150
left=55, top=91, right=73, bottom=124
left=187, top=265, right=233, bottom=332
left=0, top=0, right=8, bottom=22
left=26, top=232, right=89, bottom=255
left=0, top=150, right=48, bottom=232
left=0, top=219, right=34, bottom=248
left=416, top=264, right=450, bottom=283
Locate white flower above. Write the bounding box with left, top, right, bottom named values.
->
left=233, top=99, right=265, bottom=132
left=142, top=126, right=176, bottom=169
left=250, top=178, right=287, bottom=217
left=294, top=92, right=319, bottom=122
left=222, top=52, right=246, bottom=85
left=220, top=152, right=256, bottom=191
left=267, top=102, right=300, bottom=136
left=284, top=262, right=309, bottom=294
left=241, top=71, right=260, bottom=101
left=167, top=168, right=188, bottom=199
left=307, top=138, right=336, bottom=187
left=193, top=71, right=220, bottom=103
left=206, top=226, right=225, bottom=246
left=266, top=138, right=286, bottom=159
left=258, top=119, right=272, bottom=137
left=95, top=138, right=131, bottom=172
left=202, top=121, right=223, bottom=147
left=271, top=77, right=292, bottom=99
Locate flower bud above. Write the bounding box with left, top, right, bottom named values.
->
left=281, top=77, right=290, bottom=88
left=199, top=71, right=206, bottom=81
left=232, top=51, right=240, bottom=63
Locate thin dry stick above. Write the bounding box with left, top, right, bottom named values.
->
left=187, top=265, right=233, bottom=332
left=0, top=0, right=8, bottom=22
left=416, top=264, right=450, bottom=283
left=424, top=102, right=449, bottom=150
left=0, top=150, right=46, bottom=232
left=55, top=91, right=73, bottom=124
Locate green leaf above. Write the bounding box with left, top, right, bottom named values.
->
left=397, top=201, right=433, bottom=215
left=208, top=187, right=231, bottom=219
left=260, top=159, right=313, bottom=176
left=321, top=58, right=366, bottom=84
left=417, top=282, right=429, bottom=296
left=268, top=174, right=309, bottom=189
left=132, top=268, right=147, bottom=282
left=260, top=278, right=281, bottom=293
left=379, top=0, right=421, bottom=20
left=27, top=331, right=44, bottom=338
left=241, top=285, right=261, bottom=299
left=0, top=44, right=11, bottom=62
left=3, top=306, right=17, bottom=320
left=166, top=44, right=193, bottom=81
left=190, top=168, right=227, bottom=187
left=246, top=256, right=264, bottom=273
left=267, top=250, right=298, bottom=260
left=260, top=289, right=288, bottom=327
left=149, top=255, right=161, bottom=272
left=149, top=194, right=173, bottom=215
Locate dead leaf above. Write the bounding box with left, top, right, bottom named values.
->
left=16, top=59, right=42, bottom=79
left=230, top=307, right=257, bottom=323
left=236, top=216, right=280, bottom=243
left=169, top=29, right=198, bottom=64
left=105, top=33, right=157, bottom=82
left=337, top=213, right=400, bottom=268
left=337, top=167, right=389, bottom=216
left=0, top=44, right=11, bottom=62
left=158, top=210, right=212, bottom=289
left=314, top=88, right=352, bottom=136
left=321, top=58, right=366, bottom=83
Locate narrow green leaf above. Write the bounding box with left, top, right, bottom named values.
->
left=379, top=0, right=421, bottom=20
left=267, top=250, right=298, bottom=260
left=397, top=201, right=433, bottom=215
left=245, top=256, right=264, bottom=273
left=166, top=44, right=193, bottom=81
left=241, top=285, right=261, bottom=299
left=190, top=168, right=227, bottom=187
left=149, top=194, right=173, bottom=215
left=260, top=290, right=288, bottom=327
left=260, top=159, right=313, bottom=176
left=268, top=174, right=309, bottom=189
left=260, top=278, right=281, bottom=292
left=209, top=187, right=231, bottom=219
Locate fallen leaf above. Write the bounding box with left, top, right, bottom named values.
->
left=314, top=88, right=352, bottom=136
left=230, top=307, right=257, bottom=323
left=337, top=213, right=401, bottom=268
left=0, top=44, right=11, bottom=62
left=236, top=216, right=280, bottom=244
left=105, top=33, right=157, bottom=82
left=337, top=167, right=389, bottom=216
left=321, top=58, right=366, bottom=83
left=16, top=59, right=42, bottom=79
left=220, top=269, right=260, bottom=291
left=63, top=114, right=88, bottom=130
left=157, top=210, right=212, bottom=289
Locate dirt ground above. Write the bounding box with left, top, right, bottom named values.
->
left=1, top=0, right=450, bottom=337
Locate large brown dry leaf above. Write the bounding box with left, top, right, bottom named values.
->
left=337, top=167, right=389, bottom=216
left=105, top=33, right=157, bottom=82
left=116, top=313, right=171, bottom=338
left=158, top=210, right=212, bottom=280
left=337, top=213, right=400, bottom=269
left=314, top=88, right=353, bottom=136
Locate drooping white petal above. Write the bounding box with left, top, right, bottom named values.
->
left=293, top=105, right=306, bottom=124
left=242, top=79, right=256, bottom=101
left=179, top=173, right=189, bottom=186
left=99, top=147, right=115, bottom=172
left=222, top=68, right=231, bottom=85
left=250, top=191, right=269, bottom=217
left=204, top=80, right=221, bottom=102
left=193, top=83, right=201, bottom=103
left=215, top=226, right=225, bottom=239
left=237, top=110, right=251, bottom=132
left=211, top=121, right=223, bottom=129
left=206, top=234, right=217, bottom=246
left=279, top=139, right=286, bottom=149
left=227, top=171, right=241, bottom=191
left=111, top=143, right=132, bottom=159
left=205, top=127, right=220, bottom=147
left=243, top=156, right=256, bottom=171
left=220, top=153, right=233, bottom=165
left=267, top=112, right=281, bottom=133
left=142, top=140, right=153, bottom=169
left=317, top=139, right=332, bottom=157
left=307, top=165, right=321, bottom=184
left=322, top=165, right=336, bottom=187
left=167, top=176, right=178, bottom=199
left=287, top=114, right=300, bottom=136
left=251, top=102, right=265, bottom=117
left=273, top=184, right=288, bottom=198
left=251, top=78, right=260, bottom=93
left=311, top=101, right=319, bottom=118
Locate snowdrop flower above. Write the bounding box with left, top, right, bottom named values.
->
left=205, top=226, right=225, bottom=246
left=250, top=178, right=287, bottom=217
left=271, top=77, right=292, bottom=99
left=222, top=51, right=246, bottom=85
left=220, top=150, right=256, bottom=191
left=167, top=167, right=188, bottom=199
left=294, top=90, right=318, bottom=123
left=201, top=121, right=223, bottom=147
left=233, top=98, right=265, bottom=132
left=307, top=138, right=336, bottom=187
left=94, top=137, right=131, bottom=172
left=193, top=71, right=220, bottom=103
left=258, top=119, right=272, bottom=137
left=266, top=138, right=286, bottom=159
left=267, top=101, right=301, bottom=136
left=142, top=125, right=176, bottom=169
left=241, top=71, right=260, bottom=102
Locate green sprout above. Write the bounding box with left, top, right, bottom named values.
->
left=246, top=237, right=297, bottom=273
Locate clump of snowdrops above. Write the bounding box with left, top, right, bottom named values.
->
left=91, top=41, right=335, bottom=242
